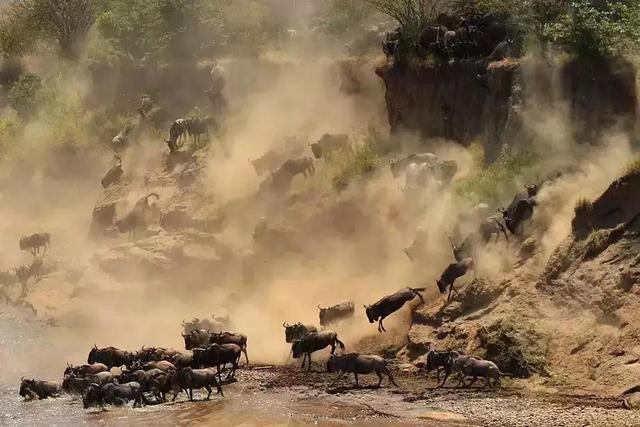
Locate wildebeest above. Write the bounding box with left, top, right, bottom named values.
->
left=182, top=316, right=230, bottom=334
left=172, top=351, right=194, bottom=369
left=499, top=184, right=539, bottom=235
left=283, top=322, right=318, bottom=343
left=273, top=157, right=315, bottom=179
left=209, top=332, right=249, bottom=365
left=309, top=134, right=350, bottom=159
left=167, top=118, right=192, bottom=151
left=327, top=353, right=397, bottom=388
left=319, top=301, right=354, bottom=327
left=365, top=287, right=425, bottom=333
left=101, top=155, right=123, bottom=188
left=192, top=343, right=242, bottom=380
left=64, top=362, right=108, bottom=378
left=62, top=371, right=114, bottom=394
left=114, top=193, right=159, bottom=238
left=87, top=345, right=136, bottom=368
left=19, top=378, right=62, bottom=400
left=424, top=350, right=453, bottom=385
left=19, top=232, right=50, bottom=255
left=436, top=258, right=474, bottom=301
left=143, top=360, right=176, bottom=373
left=291, top=331, right=345, bottom=371
left=389, top=153, right=438, bottom=178
left=447, top=351, right=510, bottom=388
left=186, top=116, right=216, bottom=149
left=183, top=329, right=211, bottom=350
left=176, top=367, right=223, bottom=400
left=111, top=126, right=133, bottom=152
left=82, top=381, right=148, bottom=408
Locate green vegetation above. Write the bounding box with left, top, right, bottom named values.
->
left=478, top=319, right=549, bottom=377
left=453, top=148, right=541, bottom=205
left=583, top=228, right=611, bottom=259
left=7, top=73, right=42, bottom=118
left=332, top=141, right=382, bottom=192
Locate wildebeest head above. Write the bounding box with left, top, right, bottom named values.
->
left=436, top=279, right=447, bottom=294
left=19, top=378, right=35, bottom=398
left=82, top=383, right=103, bottom=409
left=525, top=183, right=539, bottom=197
left=87, top=345, right=98, bottom=364
left=364, top=305, right=376, bottom=323
left=310, top=143, right=322, bottom=159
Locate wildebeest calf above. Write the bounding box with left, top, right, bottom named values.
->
left=176, top=367, right=223, bottom=400
left=318, top=301, right=354, bottom=327
left=19, top=378, right=62, bottom=400
left=365, top=287, right=425, bottom=333
left=436, top=258, right=474, bottom=301
left=327, top=353, right=397, bottom=388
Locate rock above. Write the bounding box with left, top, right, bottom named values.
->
left=624, top=392, right=640, bottom=410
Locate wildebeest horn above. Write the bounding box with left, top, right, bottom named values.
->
left=498, top=208, right=506, bottom=213
left=363, top=305, right=367, bottom=309
left=317, top=304, right=322, bottom=309
left=181, top=332, right=187, bottom=337
left=283, top=322, right=289, bottom=327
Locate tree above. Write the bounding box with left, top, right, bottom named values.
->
left=365, top=0, right=451, bottom=40
left=22, top=0, right=95, bottom=59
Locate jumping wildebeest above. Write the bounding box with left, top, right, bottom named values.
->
left=436, top=258, right=474, bottom=301
left=318, top=301, right=354, bottom=327
left=309, top=134, right=350, bottom=159
left=19, top=378, right=62, bottom=400
left=283, top=322, right=318, bottom=343
left=499, top=184, right=539, bottom=235
left=424, top=350, right=453, bottom=385
left=365, top=287, right=425, bottom=333
left=19, top=232, right=50, bottom=255
left=176, top=367, right=223, bottom=400
left=327, top=353, right=397, bottom=388
left=64, top=362, right=108, bottom=378
left=101, top=155, right=123, bottom=188
left=186, top=116, right=216, bottom=149
left=87, top=345, right=136, bottom=368
left=389, top=153, right=438, bottom=178
left=192, top=343, right=242, bottom=380
left=83, top=381, right=148, bottom=408
left=209, top=332, right=249, bottom=365
left=111, top=126, right=133, bottom=152
left=114, top=193, right=159, bottom=238
left=291, top=331, right=345, bottom=371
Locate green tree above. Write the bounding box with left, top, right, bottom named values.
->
left=365, top=0, right=450, bottom=40
left=7, top=73, right=42, bottom=118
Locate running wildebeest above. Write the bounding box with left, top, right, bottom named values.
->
left=318, top=301, right=354, bottom=327
left=447, top=351, right=510, bottom=388
left=186, top=116, right=216, bottom=149
left=273, top=157, right=315, bottom=179
left=192, top=343, right=242, bottom=380
left=101, top=155, right=123, bottom=188
left=176, top=367, right=224, bottom=400
left=167, top=118, right=192, bottom=151
left=309, top=134, right=350, bottom=159
left=19, top=378, right=62, bottom=400
left=365, top=287, right=425, bottom=333
left=83, top=382, right=148, bottom=408
left=291, top=331, right=345, bottom=371
left=389, top=153, right=438, bottom=178
left=19, top=232, right=50, bottom=255
left=87, top=345, right=136, bottom=368
left=499, top=184, right=539, bottom=235
left=436, top=258, right=474, bottom=301
left=424, top=350, right=454, bottom=386
left=114, top=193, right=159, bottom=238
left=209, top=332, right=249, bottom=365
left=283, top=322, right=318, bottom=343
left=327, top=353, right=398, bottom=388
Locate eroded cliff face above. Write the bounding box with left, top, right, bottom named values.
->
left=377, top=57, right=638, bottom=160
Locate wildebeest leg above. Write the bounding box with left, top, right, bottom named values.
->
left=205, top=384, right=212, bottom=400
left=435, top=367, right=440, bottom=383
left=242, top=347, right=249, bottom=365
left=329, top=371, right=345, bottom=387
left=188, top=387, right=194, bottom=401
left=380, top=317, right=387, bottom=332
left=466, top=376, right=478, bottom=388
left=448, top=284, right=458, bottom=301
left=438, top=370, right=450, bottom=388
left=300, top=354, right=307, bottom=369
left=376, top=371, right=383, bottom=387
left=387, top=370, right=398, bottom=387
left=307, top=353, right=312, bottom=372
left=354, top=373, right=359, bottom=387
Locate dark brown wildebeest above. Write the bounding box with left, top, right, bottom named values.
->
left=499, top=184, right=539, bottom=235
left=436, top=258, right=474, bottom=301
left=143, top=360, right=176, bottom=373
left=87, top=345, right=136, bottom=368
left=62, top=371, right=114, bottom=394
left=309, top=134, right=350, bottom=159
left=283, top=322, right=318, bottom=343
left=82, top=381, right=148, bottom=408
left=166, top=118, right=192, bottom=151
left=365, top=287, right=425, bottom=333
left=114, top=193, right=159, bottom=238
left=101, top=155, right=123, bottom=189
left=209, top=332, right=249, bottom=365
left=19, top=378, right=62, bottom=400
left=176, top=367, right=223, bottom=400
left=192, top=343, right=242, bottom=381
left=327, top=353, right=397, bottom=388
left=291, top=331, right=345, bottom=371
left=318, top=301, right=354, bottom=327
left=424, top=350, right=454, bottom=386
left=19, top=233, right=50, bottom=256
left=183, top=329, right=210, bottom=350
left=63, top=363, right=108, bottom=378
left=447, top=351, right=511, bottom=388
left=389, top=153, right=437, bottom=178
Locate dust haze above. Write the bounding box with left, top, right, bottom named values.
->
left=0, top=5, right=637, bottom=389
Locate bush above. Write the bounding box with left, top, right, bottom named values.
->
left=333, top=142, right=381, bottom=192
left=624, top=158, right=640, bottom=176
left=7, top=73, right=42, bottom=118
left=453, top=148, right=541, bottom=205
left=583, top=228, right=611, bottom=259
left=574, top=197, right=594, bottom=217
left=477, top=319, right=549, bottom=377
left=365, top=0, right=449, bottom=42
